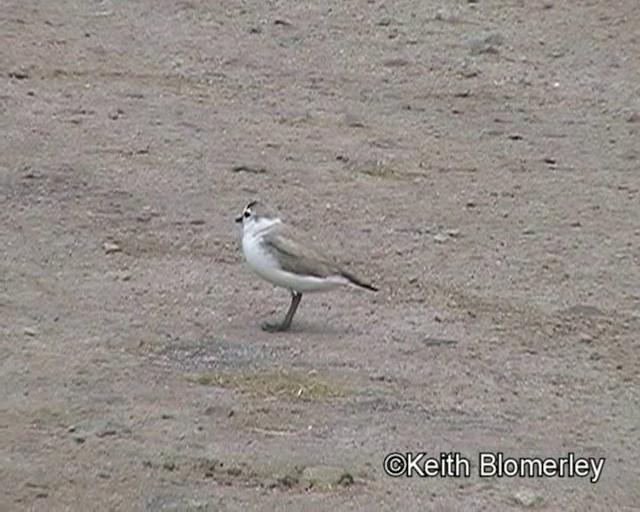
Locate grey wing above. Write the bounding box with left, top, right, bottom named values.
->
left=262, top=225, right=340, bottom=278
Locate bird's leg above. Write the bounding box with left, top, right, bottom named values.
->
left=262, top=291, right=303, bottom=332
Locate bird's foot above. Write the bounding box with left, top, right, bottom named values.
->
left=261, top=320, right=290, bottom=333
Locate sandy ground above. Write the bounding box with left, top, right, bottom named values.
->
left=2, top=0, right=640, bottom=510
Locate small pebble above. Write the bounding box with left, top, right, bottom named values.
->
left=512, top=489, right=542, bottom=507
left=103, top=241, right=121, bottom=254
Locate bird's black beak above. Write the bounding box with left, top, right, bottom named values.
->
left=235, top=215, right=243, bottom=223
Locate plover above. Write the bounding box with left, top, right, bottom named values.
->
left=235, top=200, right=377, bottom=332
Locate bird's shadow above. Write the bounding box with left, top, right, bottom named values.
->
left=257, top=317, right=353, bottom=336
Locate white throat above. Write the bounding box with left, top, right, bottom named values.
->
left=243, top=216, right=282, bottom=238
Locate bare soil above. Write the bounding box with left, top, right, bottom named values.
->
left=2, top=1, right=639, bottom=510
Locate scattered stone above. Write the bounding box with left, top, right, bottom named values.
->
left=512, top=489, right=543, bottom=507
left=626, top=111, right=640, bottom=123
left=343, top=113, right=365, bottom=128
left=162, top=461, right=176, bottom=471
left=423, top=338, right=458, bottom=347
left=300, top=465, right=354, bottom=489
left=508, top=133, right=523, bottom=140
left=446, top=228, right=461, bottom=238
left=578, top=333, right=593, bottom=344
left=273, top=19, right=292, bottom=26
left=276, top=474, right=298, bottom=488
left=23, top=327, right=38, bottom=337
left=103, top=241, right=121, bottom=254
left=118, top=271, right=132, bottom=281
left=370, top=374, right=394, bottom=382
left=96, top=428, right=117, bottom=438
left=458, top=60, right=480, bottom=78
left=231, top=164, right=266, bottom=174
left=433, top=233, right=448, bottom=243
left=226, top=466, right=242, bottom=477
left=108, top=108, right=124, bottom=120
left=9, top=69, right=30, bottom=79
left=469, top=33, right=504, bottom=55
left=543, top=157, right=557, bottom=165
left=434, top=10, right=462, bottom=23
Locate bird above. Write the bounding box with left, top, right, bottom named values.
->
left=235, top=200, right=377, bottom=332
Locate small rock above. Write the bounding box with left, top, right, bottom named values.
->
left=108, top=108, right=124, bottom=120
left=446, top=228, right=461, bottom=237
left=626, top=111, right=640, bottom=123
left=579, top=333, right=593, bottom=344
left=301, top=465, right=354, bottom=489
left=231, top=165, right=266, bottom=174
left=512, top=489, right=543, bottom=507
left=543, top=157, right=557, bottom=165
left=433, top=233, right=448, bottom=243
left=458, top=60, right=480, bottom=78
left=273, top=18, right=292, bottom=26
left=343, top=113, right=365, bottom=128
left=469, top=33, right=504, bottom=55
left=103, top=241, right=121, bottom=254
left=24, top=327, right=38, bottom=337
left=96, top=428, right=117, bottom=438
left=423, top=338, right=458, bottom=347
left=9, top=69, right=30, bottom=79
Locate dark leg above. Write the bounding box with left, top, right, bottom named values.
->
left=262, top=291, right=303, bottom=332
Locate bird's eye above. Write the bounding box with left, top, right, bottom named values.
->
left=244, top=210, right=251, bottom=218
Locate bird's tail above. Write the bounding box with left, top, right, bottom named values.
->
left=341, top=271, right=378, bottom=292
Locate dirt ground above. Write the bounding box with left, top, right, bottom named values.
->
left=2, top=0, right=639, bottom=510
